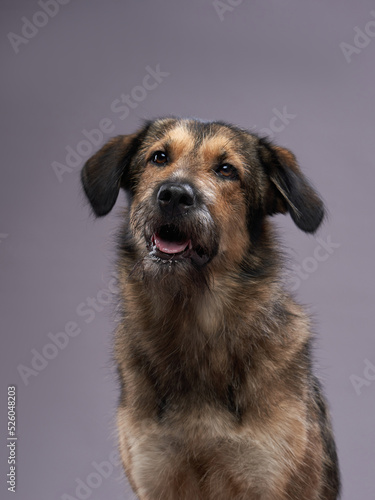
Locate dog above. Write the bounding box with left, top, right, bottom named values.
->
left=81, top=117, right=340, bottom=499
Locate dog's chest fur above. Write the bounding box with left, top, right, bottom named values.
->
left=114, top=264, right=319, bottom=499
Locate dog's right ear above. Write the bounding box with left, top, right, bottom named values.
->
left=81, top=129, right=146, bottom=217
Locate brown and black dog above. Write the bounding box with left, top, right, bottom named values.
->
left=81, top=117, right=340, bottom=499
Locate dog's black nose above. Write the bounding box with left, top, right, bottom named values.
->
left=157, top=183, right=195, bottom=217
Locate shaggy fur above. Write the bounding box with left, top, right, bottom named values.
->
left=81, top=117, right=340, bottom=499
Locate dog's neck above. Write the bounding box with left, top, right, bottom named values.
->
left=115, top=223, right=307, bottom=414
left=119, top=221, right=285, bottom=344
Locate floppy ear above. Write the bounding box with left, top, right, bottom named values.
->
left=259, top=139, right=325, bottom=233
left=81, top=129, right=147, bottom=217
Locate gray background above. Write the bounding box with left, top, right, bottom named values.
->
left=1, top=0, right=374, bottom=498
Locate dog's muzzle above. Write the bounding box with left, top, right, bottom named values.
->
left=147, top=181, right=213, bottom=266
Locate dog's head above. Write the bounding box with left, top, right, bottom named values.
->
left=81, top=118, right=324, bottom=276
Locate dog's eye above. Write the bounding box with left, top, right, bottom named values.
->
left=151, top=151, right=168, bottom=166
left=215, top=164, right=239, bottom=180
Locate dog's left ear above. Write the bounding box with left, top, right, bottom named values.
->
left=259, top=140, right=325, bottom=233
left=81, top=128, right=147, bottom=217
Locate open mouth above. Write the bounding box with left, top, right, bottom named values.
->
left=151, top=225, right=192, bottom=259
left=149, top=225, right=209, bottom=265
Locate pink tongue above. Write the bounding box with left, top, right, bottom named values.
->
left=154, top=234, right=190, bottom=254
